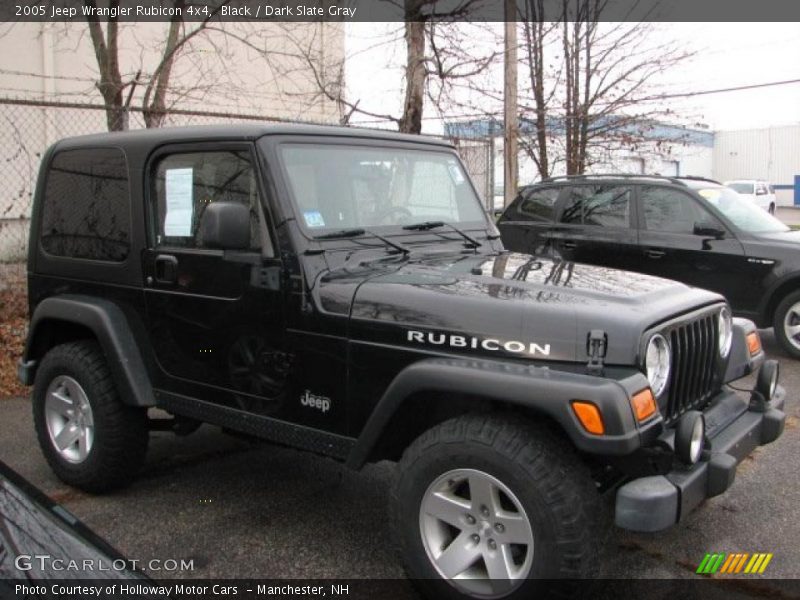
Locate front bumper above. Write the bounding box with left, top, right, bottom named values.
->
left=615, top=383, right=786, bottom=532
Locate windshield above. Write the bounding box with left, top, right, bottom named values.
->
left=726, top=182, right=754, bottom=194
left=277, top=143, right=488, bottom=234
left=698, top=187, right=789, bottom=233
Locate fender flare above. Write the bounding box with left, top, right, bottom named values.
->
left=20, top=295, right=155, bottom=407
left=346, top=357, right=653, bottom=469
left=757, top=273, right=800, bottom=324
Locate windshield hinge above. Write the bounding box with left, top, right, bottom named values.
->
left=586, top=330, right=608, bottom=375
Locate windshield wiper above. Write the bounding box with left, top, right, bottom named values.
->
left=402, top=220, right=482, bottom=248
left=313, top=228, right=410, bottom=254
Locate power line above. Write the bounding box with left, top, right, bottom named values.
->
left=353, top=77, right=800, bottom=124
left=641, top=77, right=800, bottom=100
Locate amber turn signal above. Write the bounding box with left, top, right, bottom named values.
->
left=631, top=388, right=657, bottom=422
left=746, top=332, right=762, bottom=356
left=571, top=401, right=605, bottom=435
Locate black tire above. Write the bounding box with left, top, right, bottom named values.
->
left=32, top=341, right=149, bottom=493
left=768, top=203, right=775, bottom=215
left=391, top=414, right=599, bottom=600
left=773, top=290, right=800, bottom=359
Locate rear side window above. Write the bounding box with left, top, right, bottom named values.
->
left=559, top=185, right=631, bottom=228
left=506, top=188, right=559, bottom=222
left=40, top=148, right=130, bottom=261
left=152, top=150, right=261, bottom=250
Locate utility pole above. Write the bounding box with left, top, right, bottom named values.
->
left=503, top=1, right=518, bottom=208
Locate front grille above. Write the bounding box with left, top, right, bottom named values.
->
left=663, top=313, right=718, bottom=423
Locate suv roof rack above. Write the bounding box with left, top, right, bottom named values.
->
left=539, top=173, right=684, bottom=185
left=675, top=175, right=723, bottom=185
left=538, top=173, right=724, bottom=187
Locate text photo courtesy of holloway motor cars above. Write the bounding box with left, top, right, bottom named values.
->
left=0, top=2, right=799, bottom=599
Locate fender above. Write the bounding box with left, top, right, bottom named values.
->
left=346, top=357, right=655, bottom=469
left=18, top=295, right=155, bottom=407
left=757, top=272, right=800, bottom=325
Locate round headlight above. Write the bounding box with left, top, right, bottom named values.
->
left=718, top=307, right=733, bottom=358
left=645, top=334, right=671, bottom=398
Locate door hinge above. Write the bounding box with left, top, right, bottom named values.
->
left=586, top=330, right=608, bottom=375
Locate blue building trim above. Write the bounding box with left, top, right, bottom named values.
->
left=795, top=176, right=800, bottom=206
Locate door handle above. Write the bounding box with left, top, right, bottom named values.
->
left=562, top=240, right=577, bottom=250
left=154, top=254, right=179, bottom=283
left=646, top=248, right=666, bottom=259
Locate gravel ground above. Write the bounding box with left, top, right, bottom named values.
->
left=0, top=328, right=797, bottom=591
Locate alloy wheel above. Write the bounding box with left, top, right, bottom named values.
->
left=44, top=375, right=95, bottom=464
left=783, top=302, right=800, bottom=352
left=419, top=468, right=534, bottom=597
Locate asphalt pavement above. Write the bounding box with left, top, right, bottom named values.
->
left=0, top=328, right=798, bottom=587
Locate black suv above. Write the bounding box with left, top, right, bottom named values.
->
left=499, top=175, right=800, bottom=357
left=17, top=127, right=785, bottom=598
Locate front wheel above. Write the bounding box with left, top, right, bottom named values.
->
left=774, top=291, right=800, bottom=358
left=768, top=203, right=776, bottom=215
left=391, top=415, right=599, bottom=600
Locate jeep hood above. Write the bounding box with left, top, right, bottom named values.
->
left=318, top=252, right=723, bottom=365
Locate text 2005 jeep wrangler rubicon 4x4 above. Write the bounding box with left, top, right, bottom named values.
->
left=18, top=125, right=786, bottom=598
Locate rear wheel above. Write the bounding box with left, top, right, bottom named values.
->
left=774, top=290, right=800, bottom=358
left=391, top=414, right=598, bottom=600
left=33, top=341, right=149, bottom=493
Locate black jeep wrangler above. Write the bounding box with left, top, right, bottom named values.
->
left=17, top=125, right=786, bottom=598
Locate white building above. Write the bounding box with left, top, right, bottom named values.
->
left=713, top=125, right=800, bottom=207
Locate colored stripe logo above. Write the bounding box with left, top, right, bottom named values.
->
left=697, top=552, right=773, bottom=574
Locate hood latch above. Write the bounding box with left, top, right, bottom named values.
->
left=586, top=330, right=608, bottom=375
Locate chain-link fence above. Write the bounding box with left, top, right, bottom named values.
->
left=0, top=97, right=494, bottom=270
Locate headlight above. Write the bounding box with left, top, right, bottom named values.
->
left=645, top=334, right=671, bottom=398
left=718, top=307, right=733, bottom=358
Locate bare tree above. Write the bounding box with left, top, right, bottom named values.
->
left=517, top=0, right=695, bottom=177
left=83, top=0, right=231, bottom=130
left=289, top=2, right=498, bottom=133
left=83, top=0, right=127, bottom=130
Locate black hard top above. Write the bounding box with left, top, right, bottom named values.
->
left=52, top=123, right=455, bottom=153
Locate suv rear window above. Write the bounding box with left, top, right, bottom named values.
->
left=560, top=185, right=631, bottom=227
left=40, top=148, right=130, bottom=262
left=507, top=188, right=559, bottom=222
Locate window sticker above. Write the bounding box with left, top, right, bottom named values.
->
left=447, top=162, right=465, bottom=185
left=303, top=210, right=326, bottom=228
left=164, top=168, right=194, bottom=237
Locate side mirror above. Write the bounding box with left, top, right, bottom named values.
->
left=200, top=202, right=251, bottom=250
left=693, top=221, right=725, bottom=239
left=756, top=188, right=767, bottom=196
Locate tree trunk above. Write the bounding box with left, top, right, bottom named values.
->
left=85, top=0, right=128, bottom=131
left=524, top=1, right=550, bottom=179
left=143, top=1, right=185, bottom=128
left=399, top=2, right=426, bottom=134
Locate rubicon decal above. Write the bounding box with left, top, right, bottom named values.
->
left=407, top=330, right=551, bottom=356
left=696, top=552, right=773, bottom=575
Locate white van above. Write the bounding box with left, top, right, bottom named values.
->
left=725, top=179, right=777, bottom=214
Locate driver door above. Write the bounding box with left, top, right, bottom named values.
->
left=634, top=184, right=750, bottom=308
left=142, top=143, right=291, bottom=417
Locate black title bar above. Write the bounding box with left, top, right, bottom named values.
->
left=3, top=0, right=800, bottom=22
